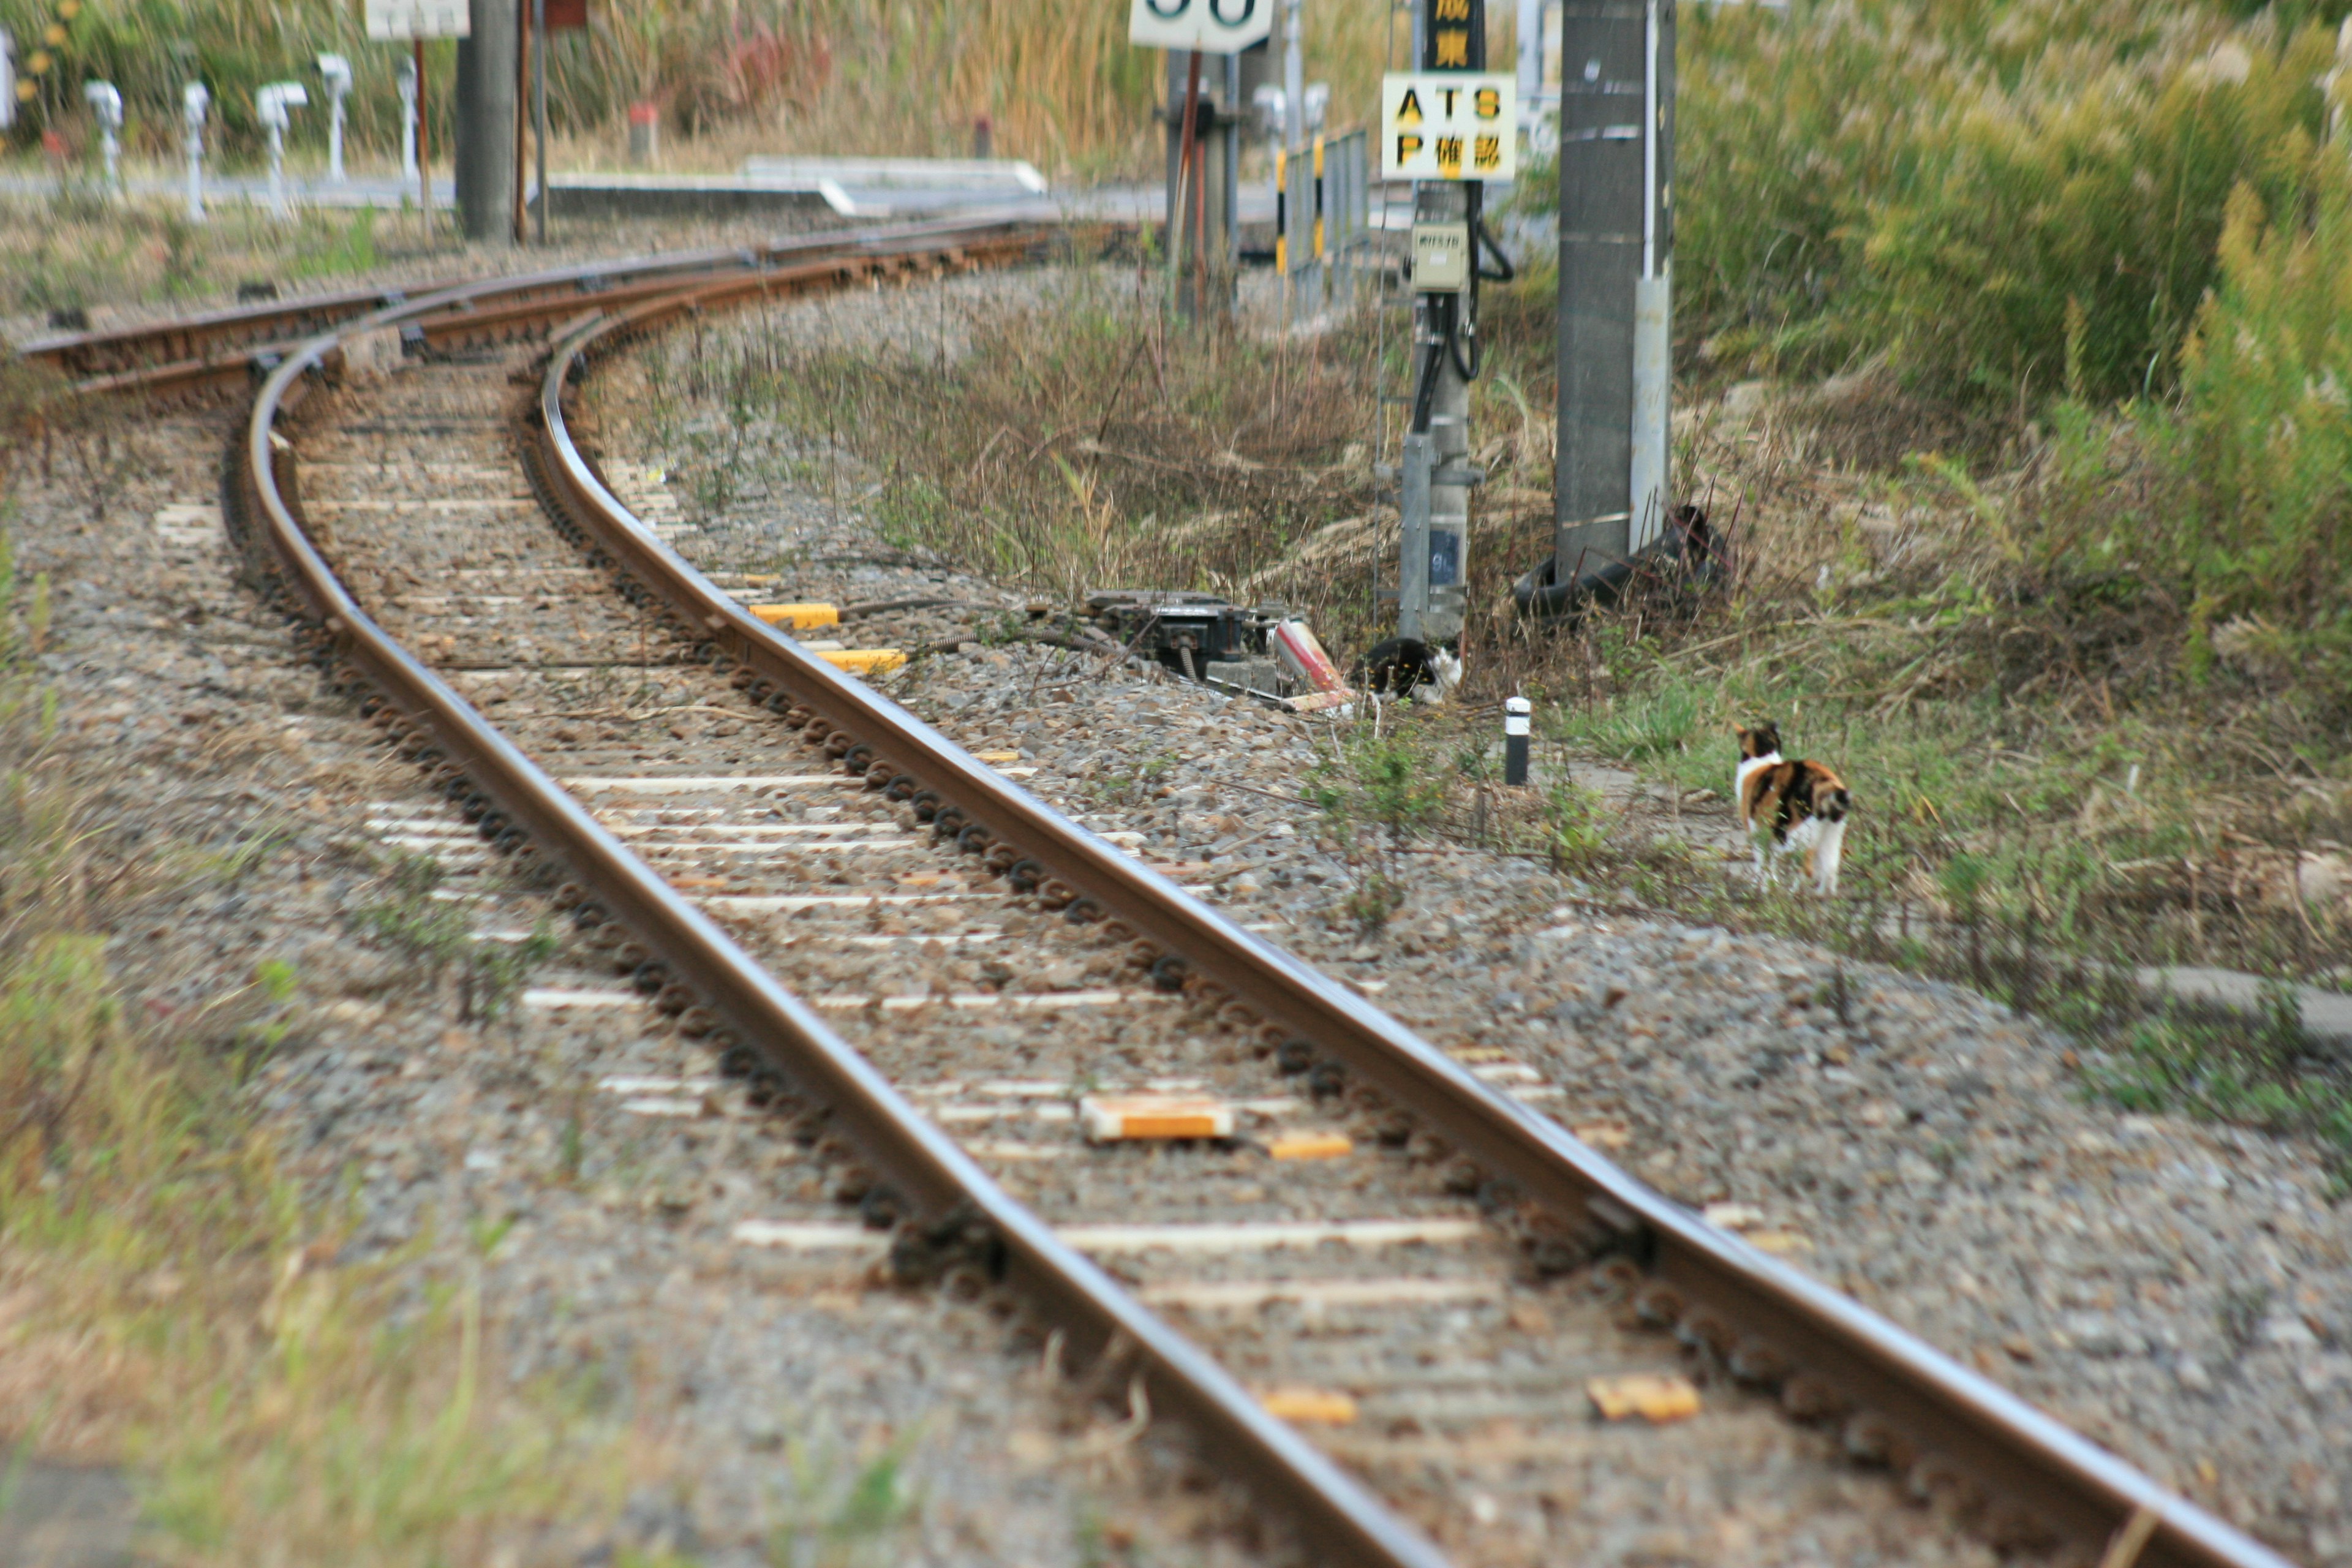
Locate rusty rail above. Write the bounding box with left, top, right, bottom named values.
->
left=19, top=216, right=1042, bottom=398
left=532, top=284, right=2297, bottom=1568
left=225, top=225, right=1453, bottom=1568
left=136, top=216, right=2289, bottom=1568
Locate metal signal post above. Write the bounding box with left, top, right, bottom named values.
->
left=1395, top=0, right=1503, bottom=648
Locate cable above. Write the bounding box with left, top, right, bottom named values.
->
left=1474, top=214, right=1516, bottom=283
left=1409, top=315, right=1447, bottom=433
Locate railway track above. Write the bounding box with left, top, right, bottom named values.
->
left=23, top=224, right=2291, bottom=1567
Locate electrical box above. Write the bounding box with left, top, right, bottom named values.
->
left=1412, top=220, right=1470, bottom=293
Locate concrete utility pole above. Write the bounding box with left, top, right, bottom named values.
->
left=454, top=0, right=518, bottom=243
left=1399, top=0, right=1484, bottom=647
left=1550, top=0, right=1673, bottom=580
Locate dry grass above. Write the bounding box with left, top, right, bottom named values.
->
left=0, top=194, right=408, bottom=336
left=3, top=0, right=1439, bottom=181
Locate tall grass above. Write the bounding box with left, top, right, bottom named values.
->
left=0, top=0, right=1398, bottom=176
left=1536, top=0, right=2346, bottom=409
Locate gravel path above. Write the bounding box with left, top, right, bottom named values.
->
left=598, top=268, right=2352, bottom=1567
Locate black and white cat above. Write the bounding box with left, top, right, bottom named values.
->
left=1360, top=638, right=1463, bottom=704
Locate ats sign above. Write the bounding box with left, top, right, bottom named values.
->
left=1380, top=72, right=1515, bottom=181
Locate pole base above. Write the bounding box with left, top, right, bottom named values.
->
left=1511, top=504, right=1718, bottom=624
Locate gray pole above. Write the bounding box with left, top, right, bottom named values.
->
left=1549, top=0, right=1672, bottom=587
left=533, top=0, right=548, bottom=242
left=454, top=0, right=518, bottom=244
left=1224, top=51, right=1241, bottom=275
left=1400, top=0, right=1480, bottom=647
left=1282, top=0, right=1305, bottom=151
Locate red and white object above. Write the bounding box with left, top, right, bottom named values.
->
left=1272, top=619, right=1352, bottom=713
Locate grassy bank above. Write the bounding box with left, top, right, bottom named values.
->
left=1, top=195, right=399, bottom=325
left=662, top=224, right=2352, bottom=1178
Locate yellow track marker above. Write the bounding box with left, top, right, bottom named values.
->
left=1266, top=1132, right=1354, bottom=1160
left=1080, top=1096, right=1234, bottom=1142
left=1261, top=1389, right=1359, bottom=1424
left=816, top=649, right=905, bottom=675
left=750, top=603, right=840, bottom=629
left=1587, top=1374, right=1702, bottom=1424
left=973, top=750, right=1022, bottom=763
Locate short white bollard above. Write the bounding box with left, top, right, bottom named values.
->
left=1504, top=696, right=1532, bottom=786
left=83, top=80, right=122, bottom=194
left=397, top=57, right=419, bottom=183
left=257, top=82, right=309, bottom=219
left=183, top=82, right=209, bottom=223
left=317, top=55, right=352, bottom=184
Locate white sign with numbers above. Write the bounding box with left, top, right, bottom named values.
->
left=1381, top=72, right=1515, bottom=181
left=1128, top=0, right=1271, bottom=55
left=365, top=0, right=470, bottom=40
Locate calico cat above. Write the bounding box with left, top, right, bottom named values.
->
left=1735, top=721, right=1852, bottom=895
left=1360, top=638, right=1464, bottom=703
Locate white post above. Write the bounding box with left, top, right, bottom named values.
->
left=258, top=82, right=308, bottom=219
left=0, top=31, right=15, bottom=134
left=398, top=57, right=419, bottom=182
left=83, top=81, right=123, bottom=195
left=317, top=55, right=352, bottom=183
left=183, top=83, right=209, bottom=222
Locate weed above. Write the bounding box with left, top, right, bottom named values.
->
left=349, top=853, right=557, bottom=1023
left=764, top=1439, right=918, bottom=1568
left=1342, top=868, right=1408, bottom=932
left=1540, top=777, right=1610, bottom=870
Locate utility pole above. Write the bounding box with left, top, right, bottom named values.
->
left=1544, top=0, right=1673, bottom=596
left=454, top=0, right=517, bottom=244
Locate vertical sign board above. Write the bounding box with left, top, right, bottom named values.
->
left=366, top=0, right=469, bottom=37
left=1128, top=0, right=1272, bottom=53
left=1379, top=73, right=1514, bottom=180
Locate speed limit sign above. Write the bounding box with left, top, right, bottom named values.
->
left=1128, top=0, right=1272, bottom=53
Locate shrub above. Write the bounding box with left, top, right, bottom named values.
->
left=2157, top=162, right=2352, bottom=654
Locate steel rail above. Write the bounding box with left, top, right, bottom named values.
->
left=532, top=286, right=2298, bottom=1568
left=18, top=214, right=1045, bottom=398
left=227, top=243, right=1452, bottom=1568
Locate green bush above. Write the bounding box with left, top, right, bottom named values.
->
left=2158, top=163, right=2352, bottom=649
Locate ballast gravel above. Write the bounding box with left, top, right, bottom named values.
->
left=604, top=269, right=2352, bottom=1567
left=0, top=365, right=1267, bottom=1563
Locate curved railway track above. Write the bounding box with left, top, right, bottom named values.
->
left=23, top=225, right=2292, bottom=1568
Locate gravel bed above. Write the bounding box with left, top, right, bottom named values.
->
left=1, top=382, right=1258, bottom=1566
left=605, top=270, right=2352, bottom=1567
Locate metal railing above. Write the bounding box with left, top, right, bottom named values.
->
left=1276, top=127, right=1371, bottom=325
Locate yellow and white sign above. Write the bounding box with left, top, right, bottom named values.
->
left=1380, top=73, right=1515, bottom=181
